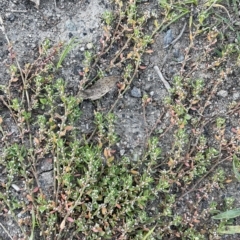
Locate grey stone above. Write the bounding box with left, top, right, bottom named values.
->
left=233, top=92, right=240, bottom=100
left=120, top=149, right=125, bottom=156
left=217, top=90, right=228, bottom=98
left=164, top=29, right=173, bottom=47
left=86, top=42, right=93, bottom=49
left=131, top=86, right=142, bottom=98
left=177, top=55, right=185, bottom=62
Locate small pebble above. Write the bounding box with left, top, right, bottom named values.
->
left=7, top=14, right=16, bottom=23
left=131, top=86, right=142, bottom=98
left=86, top=42, right=93, bottom=49
left=217, top=90, right=228, bottom=98
left=173, top=48, right=180, bottom=58
left=120, top=149, right=125, bottom=156
left=233, top=92, right=240, bottom=100
left=11, top=184, right=20, bottom=192
left=164, top=29, right=173, bottom=47
left=149, top=91, right=154, bottom=96
left=173, top=48, right=184, bottom=62
left=177, top=55, right=184, bottom=62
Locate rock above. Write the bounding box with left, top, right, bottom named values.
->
left=131, top=86, right=142, bottom=98
left=173, top=48, right=184, bottom=62
left=120, top=149, right=125, bottom=156
left=177, top=55, right=184, bottom=62
left=86, top=42, right=93, bottom=49
left=7, top=14, right=16, bottom=23
left=164, top=29, right=173, bottom=47
left=173, top=48, right=180, bottom=58
left=233, top=92, right=240, bottom=100
left=217, top=90, right=228, bottom=98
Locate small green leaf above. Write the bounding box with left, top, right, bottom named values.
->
left=233, top=155, right=240, bottom=182
left=57, top=38, right=79, bottom=69
left=217, top=225, right=240, bottom=234
left=185, top=114, right=192, bottom=120
left=212, top=208, right=240, bottom=220
left=38, top=205, right=48, bottom=214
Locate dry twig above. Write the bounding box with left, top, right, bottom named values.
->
left=0, top=223, right=13, bottom=240
left=153, top=66, right=171, bottom=92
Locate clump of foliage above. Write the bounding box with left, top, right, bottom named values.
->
left=0, top=0, right=240, bottom=239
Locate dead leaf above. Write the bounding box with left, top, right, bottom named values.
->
left=107, top=156, right=114, bottom=166
left=117, top=82, right=125, bottom=91
left=175, top=232, right=181, bottom=237
left=175, top=181, right=181, bottom=186
left=104, top=148, right=110, bottom=158
left=127, top=52, right=133, bottom=59
left=67, top=217, right=74, bottom=223
left=190, top=100, right=199, bottom=105
left=101, top=207, right=107, bottom=215
left=34, top=137, right=40, bottom=146
left=32, top=187, right=39, bottom=193
left=60, top=219, right=65, bottom=230
left=130, top=170, right=139, bottom=175
left=11, top=77, right=19, bottom=82
left=98, top=140, right=103, bottom=149
left=116, top=203, right=121, bottom=209
left=26, top=194, right=33, bottom=202
left=59, top=130, right=66, bottom=137
left=65, top=126, right=73, bottom=131
left=168, top=158, right=175, bottom=168
left=193, top=219, right=200, bottom=223
left=65, top=166, right=71, bottom=172
left=207, top=30, right=218, bottom=43
left=145, top=49, right=154, bottom=54
left=92, top=226, right=103, bottom=233
left=179, top=123, right=185, bottom=129
left=61, top=193, right=67, bottom=200
left=85, top=211, right=91, bottom=219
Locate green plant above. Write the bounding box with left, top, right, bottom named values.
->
left=1, top=0, right=240, bottom=239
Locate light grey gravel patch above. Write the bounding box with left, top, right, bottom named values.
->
left=217, top=90, right=228, bottom=98
left=131, top=86, right=142, bottom=98
left=114, top=111, right=146, bottom=149
left=56, top=0, right=108, bottom=42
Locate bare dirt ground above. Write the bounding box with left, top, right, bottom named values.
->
left=1, top=0, right=240, bottom=239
